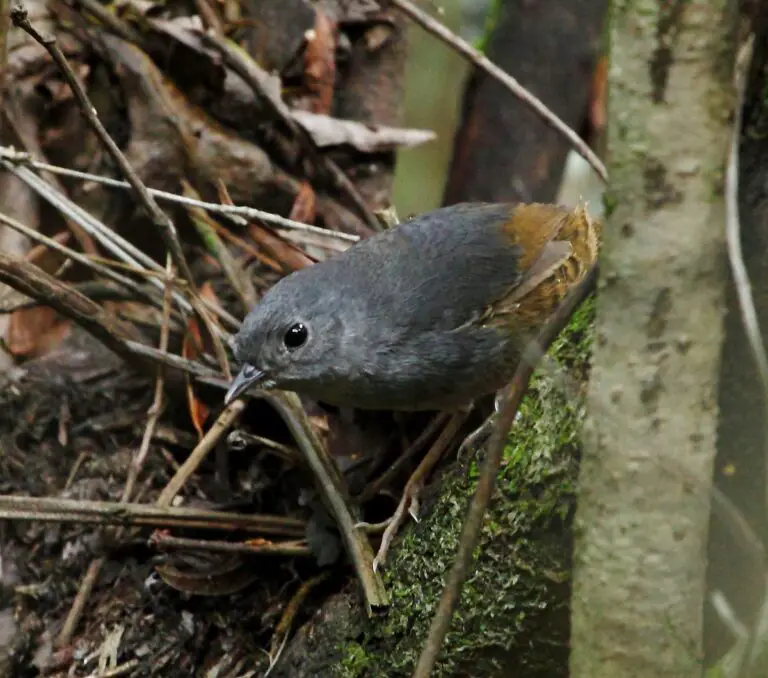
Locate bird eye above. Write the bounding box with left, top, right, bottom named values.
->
left=283, top=322, right=308, bottom=350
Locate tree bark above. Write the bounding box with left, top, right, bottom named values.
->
left=442, top=0, right=607, bottom=206
left=571, top=2, right=736, bottom=677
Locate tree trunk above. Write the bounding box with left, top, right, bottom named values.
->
left=443, top=0, right=607, bottom=206
left=571, top=2, right=736, bottom=677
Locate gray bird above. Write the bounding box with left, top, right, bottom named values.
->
left=224, top=202, right=599, bottom=411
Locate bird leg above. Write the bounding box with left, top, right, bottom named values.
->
left=373, top=409, right=470, bottom=571
left=456, top=390, right=506, bottom=459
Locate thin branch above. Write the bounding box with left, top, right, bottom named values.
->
left=412, top=264, right=598, bottom=678
left=0, top=252, right=151, bottom=373
left=10, top=6, right=198, bottom=290
left=723, top=34, right=768, bottom=678
left=0, top=148, right=360, bottom=245
left=155, top=400, right=247, bottom=507
left=391, top=0, right=607, bottom=184
left=267, top=391, right=390, bottom=611
left=725, top=36, right=767, bottom=509
left=125, top=256, right=174, bottom=501
left=2, top=160, right=238, bottom=331
left=10, top=7, right=232, bottom=379
left=149, top=534, right=311, bottom=558
left=0, top=210, right=160, bottom=309
left=58, top=258, right=176, bottom=646
left=0, top=495, right=306, bottom=535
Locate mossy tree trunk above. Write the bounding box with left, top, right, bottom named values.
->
left=571, top=1, right=736, bottom=676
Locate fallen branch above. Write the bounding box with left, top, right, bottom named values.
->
left=0, top=494, right=306, bottom=535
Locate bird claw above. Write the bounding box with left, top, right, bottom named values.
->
left=408, top=495, right=421, bottom=522
left=457, top=415, right=495, bottom=460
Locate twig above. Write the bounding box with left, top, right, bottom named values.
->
left=0, top=148, right=360, bottom=244
left=127, top=256, right=175, bottom=498
left=0, top=210, right=162, bottom=316
left=59, top=257, right=176, bottom=646
left=0, top=494, right=306, bottom=534
left=0, top=252, right=150, bottom=373
left=391, top=0, right=607, bottom=184
left=10, top=7, right=197, bottom=289
left=725, top=36, right=767, bottom=509
left=412, top=264, right=598, bottom=678
left=150, top=534, right=311, bottom=557
left=57, top=558, right=102, bottom=647
left=182, top=180, right=258, bottom=312
left=266, top=391, right=389, bottom=612
left=10, top=7, right=231, bottom=379
left=202, top=32, right=380, bottom=235
left=264, top=572, right=331, bottom=677
left=155, top=400, right=247, bottom=507
left=2, top=160, right=239, bottom=331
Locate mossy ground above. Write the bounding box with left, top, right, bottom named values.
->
left=335, top=298, right=595, bottom=678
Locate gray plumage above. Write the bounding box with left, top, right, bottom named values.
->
left=230, top=203, right=544, bottom=411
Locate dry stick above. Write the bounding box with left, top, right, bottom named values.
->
left=267, top=390, right=389, bottom=612
left=0, top=252, right=150, bottom=373
left=412, top=264, right=598, bottom=678
left=0, top=252, right=224, bottom=387
left=0, top=495, right=306, bottom=535
left=10, top=7, right=231, bottom=379
left=0, top=149, right=360, bottom=244
left=0, top=210, right=160, bottom=308
left=2, top=160, right=236, bottom=332
left=155, top=400, right=247, bottom=507
left=10, top=8, right=195, bottom=288
left=154, top=389, right=389, bottom=611
left=264, top=572, right=332, bottom=677
left=0, top=252, right=218, bottom=387
left=203, top=32, right=381, bottom=235
left=391, top=0, right=607, bottom=184
left=150, top=534, right=311, bottom=558
left=725, top=36, right=768, bottom=516
left=58, top=258, right=176, bottom=646
left=182, top=180, right=258, bottom=312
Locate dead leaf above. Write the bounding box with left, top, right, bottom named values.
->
left=24, top=231, right=70, bottom=274
left=248, top=222, right=315, bottom=273
left=290, top=110, right=436, bottom=152
left=7, top=306, right=71, bottom=358
left=6, top=232, right=73, bottom=358
left=304, top=9, right=337, bottom=114
left=182, top=282, right=220, bottom=438
left=288, top=181, right=317, bottom=224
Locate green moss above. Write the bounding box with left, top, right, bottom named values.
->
left=334, top=298, right=595, bottom=677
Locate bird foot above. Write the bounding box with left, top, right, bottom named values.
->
left=372, top=410, right=470, bottom=571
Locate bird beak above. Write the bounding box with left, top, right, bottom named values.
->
left=224, top=363, right=266, bottom=405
